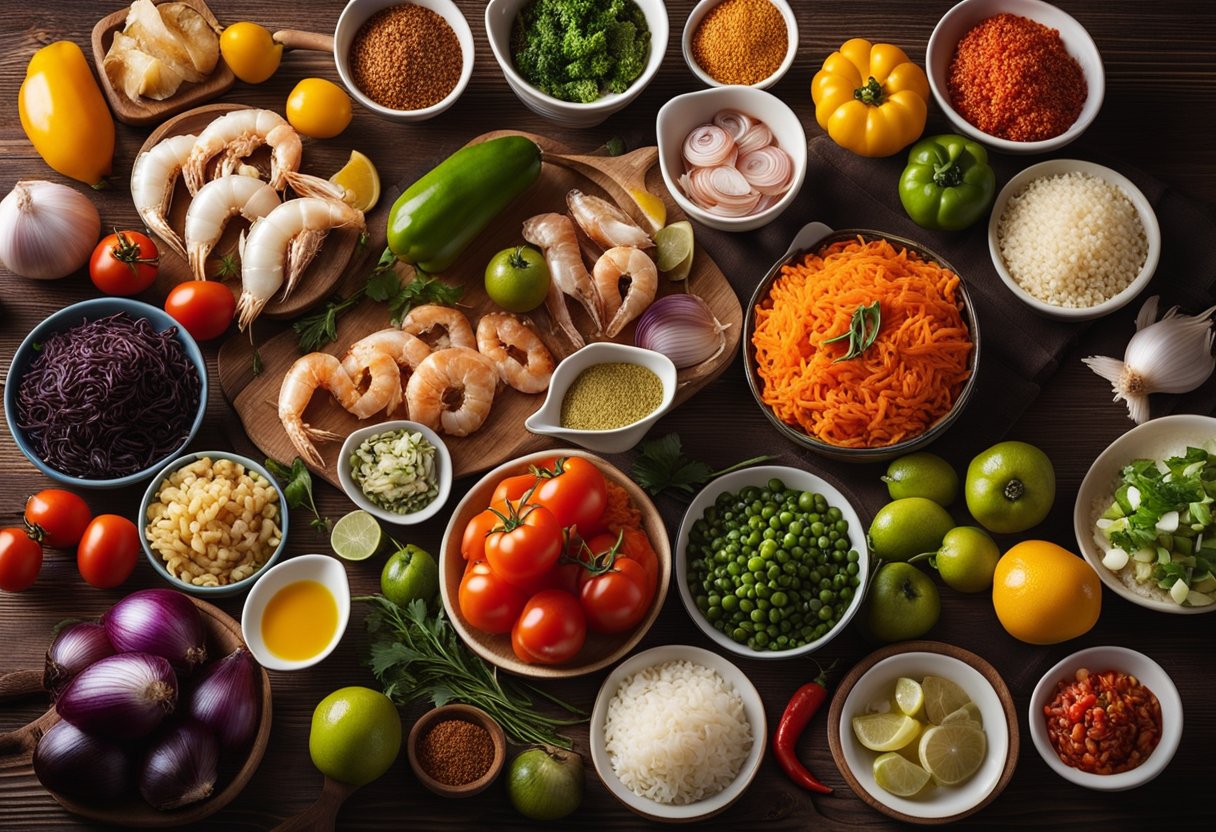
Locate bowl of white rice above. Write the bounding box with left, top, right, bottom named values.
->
left=589, top=645, right=766, bottom=822
left=987, top=159, right=1160, bottom=321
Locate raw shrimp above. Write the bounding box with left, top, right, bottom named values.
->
left=566, top=189, right=654, bottom=250
left=183, top=175, right=280, bottom=280
left=522, top=212, right=602, bottom=342
left=278, top=351, right=401, bottom=468
left=405, top=347, right=498, bottom=437
left=130, top=134, right=196, bottom=261
left=182, top=108, right=302, bottom=195
left=401, top=305, right=476, bottom=350
left=341, top=329, right=431, bottom=416
left=476, top=313, right=555, bottom=394
left=593, top=246, right=659, bottom=338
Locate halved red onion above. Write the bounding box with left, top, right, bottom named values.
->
left=736, top=122, right=774, bottom=154
left=712, top=110, right=753, bottom=142
left=683, top=125, right=736, bottom=168
left=738, top=146, right=794, bottom=195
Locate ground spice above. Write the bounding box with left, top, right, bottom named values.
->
left=416, top=719, right=495, bottom=786
left=560, top=363, right=663, bottom=431
left=947, top=13, right=1087, bottom=142
left=691, top=0, right=787, bottom=86
left=349, top=3, right=462, bottom=111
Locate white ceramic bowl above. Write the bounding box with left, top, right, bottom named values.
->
left=485, top=0, right=669, bottom=128
left=1028, top=646, right=1183, bottom=790
left=241, top=555, right=351, bottom=671
left=334, top=0, right=475, bottom=123
left=657, top=86, right=807, bottom=232
left=524, top=343, right=676, bottom=454
left=336, top=420, right=452, bottom=526
left=681, top=0, right=798, bottom=90
left=675, top=465, right=868, bottom=659
left=988, top=159, right=1161, bottom=321
left=926, top=0, right=1105, bottom=154
left=589, top=645, right=766, bottom=822
left=1073, top=414, right=1216, bottom=614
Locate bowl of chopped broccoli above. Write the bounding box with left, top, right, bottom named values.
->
left=486, top=0, right=669, bottom=128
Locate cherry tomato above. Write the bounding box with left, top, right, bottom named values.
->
left=459, top=560, right=528, bottom=634
left=89, top=231, right=159, bottom=296
left=492, top=473, right=537, bottom=507
left=532, top=457, right=607, bottom=532
left=511, top=590, right=586, bottom=665
left=461, top=508, right=501, bottom=561
left=164, top=280, right=236, bottom=341
left=24, top=489, right=92, bottom=548
left=0, top=528, right=43, bottom=592
left=579, top=557, right=651, bottom=634
left=484, top=503, right=562, bottom=587
left=77, top=515, right=140, bottom=589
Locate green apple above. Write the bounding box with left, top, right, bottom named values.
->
left=863, top=562, right=941, bottom=643
left=931, top=526, right=1001, bottom=593
left=380, top=544, right=438, bottom=608
left=965, top=441, right=1055, bottom=534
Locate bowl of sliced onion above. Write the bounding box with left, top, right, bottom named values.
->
left=656, top=85, right=806, bottom=233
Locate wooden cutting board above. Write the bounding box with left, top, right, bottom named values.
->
left=217, top=130, right=743, bottom=488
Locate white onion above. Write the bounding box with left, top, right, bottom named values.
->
left=683, top=125, right=736, bottom=168
left=0, top=180, right=100, bottom=280
left=738, top=146, right=794, bottom=195
left=635, top=293, right=731, bottom=368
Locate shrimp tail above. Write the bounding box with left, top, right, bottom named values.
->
left=283, top=228, right=327, bottom=299
left=544, top=279, right=585, bottom=348
left=188, top=244, right=209, bottom=282
left=286, top=170, right=351, bottom=203
left=147, top=214, right=188, bottom=263
left=236, top=290, right=269, bottom=331
left=283, top=417, right=341, bottom=470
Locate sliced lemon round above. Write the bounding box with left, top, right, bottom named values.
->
left=630, top=187, right=666, bottom=230
left=330, top=509, right=383, bottom=561
left=923, top=675, right=972, bottom=725
left=941, top=702, right=983, bottom=728
left=851, top=713, right=922, bottom=752
left=330, top=150, right=381, bottom=212
left=894, top=677, right=925, bottom=717
left=655, top=221, right=693, bottom=274
left=873, top=751, right=932, bottom=797
left=918, top=723, right=986, bottom=786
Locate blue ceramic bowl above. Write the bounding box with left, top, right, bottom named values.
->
left=4, top=298, right=207, bottom=489
left=139, top=451, right=289, bottom=598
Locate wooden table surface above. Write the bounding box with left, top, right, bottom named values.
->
left=2, top=1, right=1214, bottom=829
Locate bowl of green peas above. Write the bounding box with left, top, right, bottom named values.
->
left=676, top=466, right=869, bottom=658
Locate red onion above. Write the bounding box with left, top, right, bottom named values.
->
left=736, top=121, right=774, bottom=154
left=712, top=110, right=753, bottom=142
left=44, top=622, right=115, bottom=698
left=738, top=146, right=794, bottom=195
left=139, top=720, right=219, bottom=810
left=104, top=589, right=207, bottom=673
left=635, top=294, right=730, bottom=368
left=186, top=648, right=260, bottom=749
left=683, top=125, right=736, bottom=167
left=33, top=719, right=132, bottom=803
left=57, top=652, right=177, bottom=739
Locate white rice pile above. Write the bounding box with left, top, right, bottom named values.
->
left=997, top=171, right=1147, bottom=308
left=604, top=659, right=752, bottom=805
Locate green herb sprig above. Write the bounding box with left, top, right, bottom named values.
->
left=265, top=456, right=331, bottom=532
left=822, top=301, right=881, bottom=362
left=632, top=433, right=774, bottom=499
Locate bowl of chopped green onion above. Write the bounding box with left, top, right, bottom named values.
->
left=337, top=420, right=452, bottom=525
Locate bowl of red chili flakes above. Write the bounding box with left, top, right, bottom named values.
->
left=1029, top=646, right=1182, bottom=791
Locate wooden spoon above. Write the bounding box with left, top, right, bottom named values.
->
left=272, top=776, right=359, bottom=832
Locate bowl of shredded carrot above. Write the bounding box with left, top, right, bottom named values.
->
left=744, top=225, right=980, bottom=461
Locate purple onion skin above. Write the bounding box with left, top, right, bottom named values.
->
left=139, top=720, right=219, bottom=811
left=44, top=622, right=115, bottom=698
left=103, top=589, right=207, bottom=673
left=187, top=648, right=260, bottom=749
left=57, top=653, right=178, bottom=740
left=33, top=719, right=132, bottom=803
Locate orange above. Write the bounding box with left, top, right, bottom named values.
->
left=992, top=540, right=1101, bottom=644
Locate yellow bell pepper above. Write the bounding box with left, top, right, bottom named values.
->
left=19, top=41, right=115, bottom=188
left=811, top=39, right=929, bottom=158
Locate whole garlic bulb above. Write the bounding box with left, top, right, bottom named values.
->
left=0, top=180, right=101, bottom=280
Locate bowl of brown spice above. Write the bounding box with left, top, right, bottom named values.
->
left=682, top=0, right=798, bottom=90
left=335, top=0, right=474, bottom=123
left=407, top=704, right=507, bottom=798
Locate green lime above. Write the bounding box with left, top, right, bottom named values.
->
left=867, top=498, right=955, bottom=562
left=655, top=221, right=694, bottom=274
left=872, top=752, right=932, bottom=797
left=309, top=686, right=402, bottom=786
left=934, top=526, right=1001, bottom=593
left=882, top=452, right=959, bottom=505
left=331, top=510, right=383, bottom=561
left=380, top=543, right=439, bottom=607
left=918, top=723, right=986, bottom=785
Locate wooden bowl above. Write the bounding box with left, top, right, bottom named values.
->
left=406, top=704, right=507, bottom=798
left=439, top=449, right=671, bottom=679
left=92, top=0, right=236, bottom=126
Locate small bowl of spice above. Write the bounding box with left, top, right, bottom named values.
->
left=407, top=704, right=507, bottom=798
left=524, top=343, right=677, bottom=454
left=337, top=420, right=452, bottom=525
left=682, top=0, right=798, bottom=90
left=334, top=0, right=475, bottom=123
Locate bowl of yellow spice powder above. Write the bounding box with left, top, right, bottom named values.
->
left=525, top=343, right=677, bottom=454
left=683, top=0, right=798, bottom=90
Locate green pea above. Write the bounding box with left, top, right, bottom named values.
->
left=722, top=594, right=739, bottom=611
left=798, top=492, right=815, bottom=512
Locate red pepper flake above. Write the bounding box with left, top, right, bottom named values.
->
left=1043, top=668, right=1162, bottom=775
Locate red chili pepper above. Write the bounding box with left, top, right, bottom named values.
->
left=772, top=663, right=834, bottom=795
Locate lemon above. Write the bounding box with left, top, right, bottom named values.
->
left=220, top=22, right=282, bottom=84
left=992, top=540, right=1101, bottom=644
left=330, top=150, right=381, bottom=212
left=894, top=677, right=924, bottom=717
left=872, top=752, right=932, bottom=797
left=655, top=221, right=694, bottom=280
left=309, top=686, right=402, bottom=786
left=630, top=188, right=666, bottom=230
left=331, top=510, right=383, bottom=561
left=922, top=676, right=972, bottom=725
left=941, top=702, right=983, bottom=728
left=852, top=713, right=922, bottom=752
left=917, top=723, right=986, bottom=785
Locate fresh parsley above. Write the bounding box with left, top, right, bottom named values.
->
left=822, top=300, right=881, bottom=362
left=264, top=456, right=331, bottom=531
left=631, top=433, right=774, bottom=498
left=212, top=253, right=239, bottom=279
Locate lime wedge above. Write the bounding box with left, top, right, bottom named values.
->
left=894, top=677, right=925, bottom=717
left=918, top=723, right=986, bottom=785
left=331, top=510, right=383, bottom=561
left=330, top=150, right=381, bottom=212
left=873, top=752, right=932, bottom=797
left=851, top=713, right=922, bottom=752
left=923, top=675, right=972, bottom=725
left=655, top=221, right=694, bottom=275
left=941, top=702, right=983, bottom=728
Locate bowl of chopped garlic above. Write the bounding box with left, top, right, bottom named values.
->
left=682, top=0, right=799, bottom=90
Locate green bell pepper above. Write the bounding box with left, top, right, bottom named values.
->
left=898, top=135, right=996, bottom=231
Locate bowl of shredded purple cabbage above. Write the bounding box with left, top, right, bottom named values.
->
left=4, top=298, right=207, bottom=489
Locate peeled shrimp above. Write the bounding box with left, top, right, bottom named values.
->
left=401, top=305, right=476, bottom=350
left=278, top=351, right=401, bottom=468
left=405, top=347, right=498, bottom=437
left=182, top=108, right=302, bottom=195
left=341, top=329, right=431, bottom=416
left=566, top=189, right=654, bottom=250
left=593, top=246, right=659, bottom=338
left=183, top=175, right=280, bottom=280
left=476, top=313, right=554, bottom=394
left=130, top=133, right=196, bottom=261
left=522, top=212, right=602, bottom=343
